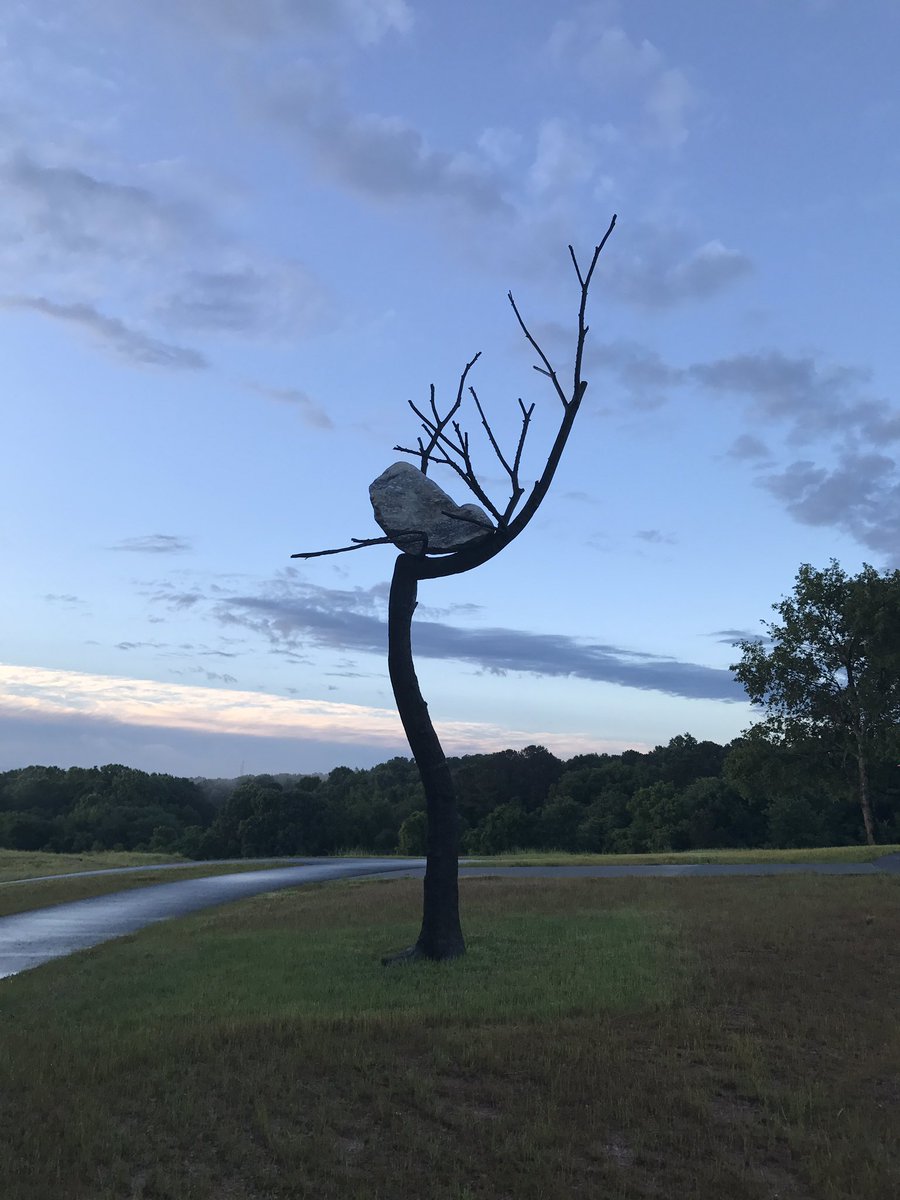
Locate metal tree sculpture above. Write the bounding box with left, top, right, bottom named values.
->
left=293, top=217, right=616, bottom=961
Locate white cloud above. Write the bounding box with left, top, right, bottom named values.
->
left=341, top=0, right=413, bottom=44
left=606, top=228, right=752, bottom=308
left=0, top=146, right=333, bottom=365
left=762, top=453, right=900, bottom=558
left=0, top=151, right=196, bottom=280
left=547, top=4, right=698, bottom=150
left=528, top=118, right=597, bottom=196
left=477, top=126, right=524, bottom=169
left=589, top=336, right=900, bottom=558
left=99, top=0, right=412, bottom=46
left=644, top=66, right=695, bottom=149
left=267, top=70, right=509, bottom=213
left=0, top=663, right=612, bottom=758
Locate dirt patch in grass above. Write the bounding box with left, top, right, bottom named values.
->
left=1, top=874, right=898, bottom=1199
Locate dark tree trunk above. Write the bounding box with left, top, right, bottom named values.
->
left=290, top=222, right=617, bottom=965
left=386, top=552, right=465, bottom=961
left=854, top=731, right=877, bottom=846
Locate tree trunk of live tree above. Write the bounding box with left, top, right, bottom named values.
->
left=385, top=552, right=465, bottom=961
left=854, top=728, right=877, bottom=846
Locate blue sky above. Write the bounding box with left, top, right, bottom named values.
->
left=2, top=0, right=898, bottom=777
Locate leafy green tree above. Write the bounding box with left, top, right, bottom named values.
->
left=0, top=766, right=68, bottom=815
left=724, top=729, right=858, bottom=846
left=464, top=803, right=534, bottom=855
left=535, top=797, right=584, bottom=851
left=649, top=734, right=726, bottom=789
left=764, top=793, right=826, bottom=849
left=677, top=777, right=756, bottom=849
left=398, top=811, right=427, bottom=855
left=576, top=791, right=631, bottom=852
left=732, top=561, right=900, bottom=844
left=0, top=812, right=56, bottom=850
left=626, top=782, right=686, bottom=852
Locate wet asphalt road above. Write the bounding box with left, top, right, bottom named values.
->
left=1, top=854, right=898, bottom=982
left=0, top=859, right=423, bottom=981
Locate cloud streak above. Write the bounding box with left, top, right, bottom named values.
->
left=0, top=148, right=332, bottom=366
left=206, top=579, right=743, bottom=702
left=111, top=535, right=193, bottom=554
left=243, top=382, right=334, bottom=429
left=4, top=296, right=208, bottom=369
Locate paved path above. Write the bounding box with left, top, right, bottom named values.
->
left=0, top=859, right=422, bottom=981
left=1, top=854, right=897, bottom=982
left=1, top=857, right=323, bottom=886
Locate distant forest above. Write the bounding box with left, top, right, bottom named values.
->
left=2, top=732, right=899, bottom=857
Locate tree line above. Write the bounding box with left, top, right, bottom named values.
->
left=1, top=731, right=897, bottom=859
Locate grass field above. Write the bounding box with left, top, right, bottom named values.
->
left=474, top=844, right=900, bottom=867
left=0, top=849, right=190, bottom=882
left=1, top=872, right=898, bottom=1199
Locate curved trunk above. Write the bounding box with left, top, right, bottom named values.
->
left=387, top=552, right=465, bottom=960
left=854, top=731, right=877, bottom=846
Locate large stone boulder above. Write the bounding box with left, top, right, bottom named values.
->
left=369, top=461, right=494, bottom=554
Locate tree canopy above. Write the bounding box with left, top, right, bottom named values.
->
left=4, top=730, right=897, bottom=860
left=732, top=560, right=900, bottom=843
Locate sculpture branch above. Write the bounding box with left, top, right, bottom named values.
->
left=507, top=291, right=569, bottom=408
left=572, top=215, right=617, bottom=395
left=409, top=353, right=481, bottom=474
left=290, top=536, right=395, bottom=560
left=500, top=398, right=534, bottom=524
left=469, top=386, right=513, bottom=478
left=297, top=213, right=617, bottom=574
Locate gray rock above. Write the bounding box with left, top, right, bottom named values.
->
left=369, top=461, right=494, bottom=554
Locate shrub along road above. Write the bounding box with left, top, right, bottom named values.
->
left=1, top=853, right=898, bottom=981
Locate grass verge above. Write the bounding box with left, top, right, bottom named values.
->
left=473, top=843, right=900, bottom=867
left=0, top=849, right=190, bottom=882
left=1, top=873, right=898, bottom=1199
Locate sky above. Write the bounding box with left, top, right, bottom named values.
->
left=2, top=0, right=899, bottom=778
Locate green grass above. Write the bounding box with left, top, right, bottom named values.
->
left=0, top=848, right=190, bottom=882
left=1, top=873, right=899, bottom=1199
left=473, top=843, right=900, bottom=866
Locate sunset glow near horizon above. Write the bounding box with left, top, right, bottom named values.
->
left=3, top=1, right=898, bottom=777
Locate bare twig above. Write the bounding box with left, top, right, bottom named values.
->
left=572, top=214, right=617, bottom=397
left=499, top=398, right=534, bottom=524
left=291, top=536, right=395, bottom=560
left=568, top=244, right=584, bottom=288
left=507, top=291, right=568, bottom=408
left=408, top=353, right=481, bottom=473
left=470, top=386, right=513, bottom=478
